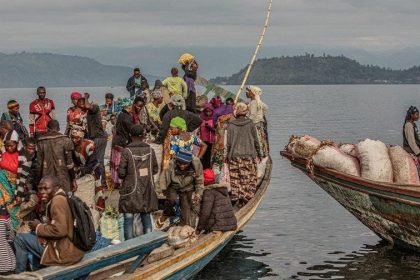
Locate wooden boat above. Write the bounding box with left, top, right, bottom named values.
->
left=108, top=157, right=272, bottom=280
left=280, top=150, right=420, bottom=252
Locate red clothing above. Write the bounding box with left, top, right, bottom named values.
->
left=0, top=152, right=18, bottom=174
left=200, top=104, right=216, bottom=144
left=29, top=98, right=55, bottom=134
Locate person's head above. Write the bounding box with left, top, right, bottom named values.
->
left=70, top=128, right=85, bottom=146
left=170, top=94, right=185, bottom=110
left=38, top=175, right=60, bottom=202
left=36, top=86, right=47, bottom=100
left=175, top=148, right=193, bottom=171
left=225, top=97, right=234, bottom=106
left=234, top=102, right=249, bottom=117
left=204, top=106, right=213, bottom=117
left=0, top=120, right=12, bottom=136
left=70, top=91, right=82, bottom=106
left=105, top=93, right=114, bottom=105
left=406, top=106, right=420, bottom=122
left=76, top=97, right=85, bottom=109
left=153, top=80, right=163, bottom=91
left=4, top=140, right=17, bottom=153
left=170, top=117, right=187, bottom=135
left=171, top=67, right=178, bottom=77
left=47, top=119, right=60, bottom=132
left=246, top=85, right=262, bottom=100
left=133, top=96, right=145, bottom=113
left=7, top=100, right=20, bottom=115
left=133, top=67, right=141, bottom=78
left=23, top=137, right=37, bottom=157
left=110, top=114, right=117, bottom=125
left=203, top=168, right=215, bottom=186
left=130, top=125, right=145, bottom=141
left=210, top=96, right=222, bottom=108
left=152, top=90, right=163, bottom=105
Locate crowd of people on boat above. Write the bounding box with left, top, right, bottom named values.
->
left=0, top=54, right=269, bottom=275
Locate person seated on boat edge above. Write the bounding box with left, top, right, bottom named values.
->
left=126, top=67, right=148, bottom=98
left=159, top=148, right=204, bottom=228
left=70, top=128, right=106, bottom=211
left=14, top=175, right=85, bottom=273
left=118, top=125, right=159, bottom=240
left=195, top=169, right=237, bottom=235
left=156, top=94, right=202, bottom=144
left=226, top=102, right=262, bottom=208
left=403, top=106, right=420, bottom=163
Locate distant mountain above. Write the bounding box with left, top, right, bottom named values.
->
left=0, top=52, right=158, bottom=88
left=211, top=54, right=420, bottom=85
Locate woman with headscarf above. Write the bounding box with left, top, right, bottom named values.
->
left=246, top=86, right=269, bottom=158
left=65, top=91, right=87, bottom=136
left=226, top=103, right=262, bottom=207
left=178, top=53, right=199, bottom=113
left=403, top=106, right=420, bottom=159
left=0, top=137, right=20, bottom=229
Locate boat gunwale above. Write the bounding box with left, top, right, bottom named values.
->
left=120, top=157, right=273, bottom=280
left=280, top=151, right=420, bottom=198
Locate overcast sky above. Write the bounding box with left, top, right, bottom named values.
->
left=0, top=0, right=419, bottom=52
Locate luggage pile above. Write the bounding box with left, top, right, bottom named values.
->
left=286, top=135, right=420, bottom=185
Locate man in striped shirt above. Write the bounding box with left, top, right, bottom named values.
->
left=15, top=137, right=37, bottom=204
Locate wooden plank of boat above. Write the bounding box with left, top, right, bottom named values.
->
left=3, top=231, right=167, bottom=280
left=110, top=157, right=272, bottom=280
left=280, top=150, right=420, bottom=251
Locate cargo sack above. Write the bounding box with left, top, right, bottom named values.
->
left=75, top=174, right=96, bottom=208
left=294, top=135, right=321, bottom=158
left=311, top=143, right=360, bottom=177
left=356, top=139, right=393, bottom=183
left=339, top=143, right=357, bottom=157
left=168, top=225, right=197, bottom=249
left=389, top=145, right=420, bottom=185
left=100, top=206, right=121, bottom=241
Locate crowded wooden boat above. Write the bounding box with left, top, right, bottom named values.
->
left=0, top=51, right=271, bottom=279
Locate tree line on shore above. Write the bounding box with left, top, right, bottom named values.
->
left=211, top=54, right=420, bottom=85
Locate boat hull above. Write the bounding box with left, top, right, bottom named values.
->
left=282, top=152, right=420, bottom=252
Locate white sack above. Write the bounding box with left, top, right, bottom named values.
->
left=340, top=143, right=357, bottom=157
left=294, top=135, right=321, bottom=158
left=356, top=139, right=393, bottom=183
left=389, top=145, right=420, bottom=185
left=313, top=145, right=360, bottom=177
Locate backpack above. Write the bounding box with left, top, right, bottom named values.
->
left=55, top=193, right=96, bottom=251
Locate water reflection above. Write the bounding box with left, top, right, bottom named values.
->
left=194, top=233, right=277, bottom=279
left=291, top=241, right=420, bottom=280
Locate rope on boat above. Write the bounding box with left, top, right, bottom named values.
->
left=234, top=0, right=273, bottom=103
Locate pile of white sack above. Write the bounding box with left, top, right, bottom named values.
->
left=286, top=135, right=420, bottom=185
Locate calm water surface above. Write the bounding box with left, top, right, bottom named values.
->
left=1, top=85, right=420, bottom=279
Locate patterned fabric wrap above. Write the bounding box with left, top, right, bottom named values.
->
left=110, top=146, right=123, bottom=184
left=212, top=113, right=234, bottom=169
left=228, top=157, right=257, bottom=204
left=255, top=121, right=269, bottom=157
left=0, top=170, right=20, bottom=229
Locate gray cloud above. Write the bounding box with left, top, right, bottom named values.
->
left=0, top=0, right=419, bottom=51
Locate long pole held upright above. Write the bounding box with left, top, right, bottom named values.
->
left=234, top=0, right=273, bottom=103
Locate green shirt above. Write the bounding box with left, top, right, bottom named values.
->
left=162, top=77, right=188, bottom=99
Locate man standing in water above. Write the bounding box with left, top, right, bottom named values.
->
left=29, top=86, right=56, bottom=139
left=126, top=68, right=148, bottom=98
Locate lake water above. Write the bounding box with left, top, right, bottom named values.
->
left=2, top=85, right=420, bottom=279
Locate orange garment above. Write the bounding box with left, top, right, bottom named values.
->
left=0, top=152, right=18, bottom=174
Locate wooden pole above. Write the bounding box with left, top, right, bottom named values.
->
left=234, top=0, right=273, bottom=103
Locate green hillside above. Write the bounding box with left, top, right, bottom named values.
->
left=211, top=54, right=420, bottom=85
